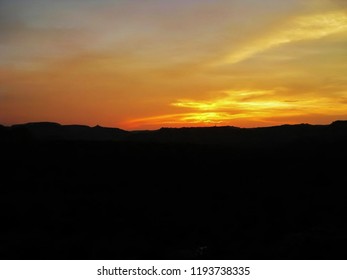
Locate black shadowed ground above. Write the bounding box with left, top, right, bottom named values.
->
left=1, top=121, right=347, bottom=259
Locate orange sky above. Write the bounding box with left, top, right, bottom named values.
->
left=1, top=0, right=347, bottom=129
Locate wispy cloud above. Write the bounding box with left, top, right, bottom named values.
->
left=127, top=88, right=347, bottom=128
left=172, top=90, right=276, bottom=110
left=220, top=11, right=347, bottom=65
left=2, top=0, right=347, bottom=128
left=126, top=112, right=249, bottom=128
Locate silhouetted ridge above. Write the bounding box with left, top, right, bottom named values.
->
left=7, top=122, right=129, bottom=141
left=0, top=124, right=7, bottom=139
left=2, top=119, right=347, bottom=259
left=1, top=121, right=347, bottom=145
left=331, top=120, right=347, bottom=127
left=124, top=122, right=347, bottom=146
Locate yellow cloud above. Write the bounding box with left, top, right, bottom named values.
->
left=172, top=90, right=347, bottom=113
left=180, top=112, right=245, bottom=123
left=126, top=92, right=347, bottom=128
left=127, top=112, right=248, bottom=127
left=172, top=90, right=288, bottom=111
left=125, top=90, right=293, bottom=126
left=222, top=11, right=347, bottom=65
left=128, top=89, right=347, bottom=127
left=172, top=90, right=274, bottom=110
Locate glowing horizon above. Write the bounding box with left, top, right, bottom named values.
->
left=1, top=0, right=347, bottom=130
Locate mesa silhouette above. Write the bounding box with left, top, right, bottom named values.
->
left=1, top=121, right=347, bottom=259
left=2, top=120, right=347, bottom=145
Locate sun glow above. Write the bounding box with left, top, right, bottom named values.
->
left=172, top=90, right=294, bottom=111
left=2, top=1, right=347, bottom=129
left=127, top=89, right=347, bottom=128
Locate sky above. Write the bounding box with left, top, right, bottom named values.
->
left=1, top=0, right=347, bottom=129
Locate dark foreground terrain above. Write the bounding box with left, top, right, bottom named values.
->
left=1, top=121, right=347, bottom=259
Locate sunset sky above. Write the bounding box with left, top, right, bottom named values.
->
left=1, top=0, right=347, bottom=129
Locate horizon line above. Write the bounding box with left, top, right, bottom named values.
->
left=2, top=120, right=347, bottom=132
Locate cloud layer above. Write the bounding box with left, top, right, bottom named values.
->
left=1, top=0, right=347, bottom=128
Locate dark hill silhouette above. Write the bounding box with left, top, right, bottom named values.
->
left=331, top=120, right=347, bottom=127
left=0, top=124, right=6, bottom=135
left=0, top=121, right=347, bottom=148
left=123, top=122, right=347, bottom=146
left=1, top=120, right=347, bottom=260
left=2, top=121, right=347, bottom=146
left=8, top=122, right=129, bottom=141
left=124, top=124, right=323, bottom=146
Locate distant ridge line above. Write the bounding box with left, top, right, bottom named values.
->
left=1, top=120, right=347, bottom=144
left=4, top=119, right=347, bottom=131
